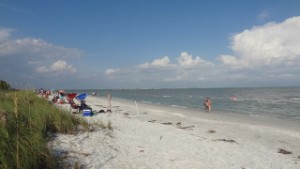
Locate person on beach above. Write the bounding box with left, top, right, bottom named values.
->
left=204, top=97, right=212, bottom=112
left=79, top=100, right=92, bottom=112
left=106, top=92, right=112, bottom=112
left=57, top=90, right=65, bottom=104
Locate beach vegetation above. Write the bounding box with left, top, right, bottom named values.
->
left=0, top=80, right=11, bottom=90
left=0, top=90, right=87, bottom=169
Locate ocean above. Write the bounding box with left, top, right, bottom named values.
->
left=67, top=87, right=300, bottom=122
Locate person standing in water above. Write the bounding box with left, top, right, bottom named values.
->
left=204, top=97, right=212, bottom=112
left=106, top=92, right=112, bottom=112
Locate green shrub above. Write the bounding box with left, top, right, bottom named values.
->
left=0, top=80, right=11, bottom=90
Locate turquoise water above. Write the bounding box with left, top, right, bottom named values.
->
left=67, top=87, right=300, bottom=121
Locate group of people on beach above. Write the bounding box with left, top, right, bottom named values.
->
left=39, top=87, right=214, bottom=113
left=203, top=96, right=237, bottom=112
left=52, top=90, right=112, bottom=112
left=37, top=88, right=52, bottom=99
left=37, top=88, right=113, bottom=114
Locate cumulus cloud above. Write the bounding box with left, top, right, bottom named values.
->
left=137, top=52, right=213, bottom=70
left=105, top=16, right=300, bottom=87
left=106, top=52, right=216, bottom=85
left=220, top=16, right=300, bottom=69
left=177, top=52, right=214, bottom=67
left=177, top=52, right=200, bottom=66
left=3, top=15, right=299, bottom=88
left=138, top=56, right=172, bottom=68
left=0, top=38, right=83, bottom=58
left=0, top=28, right=84, bottom=88
left=36, top=60, right=76, bottom=74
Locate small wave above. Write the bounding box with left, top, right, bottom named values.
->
left=163, top=95, right=171, bottom=98
left=248, top=114, right=266, bottom=118
left=171, top=105, right=187, bottom=109
left=141, top=101, right=153, bottom=104
left=290, top=97, right=300, bottom=102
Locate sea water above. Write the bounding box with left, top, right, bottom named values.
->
left=68, top=87, right=300, bottom=122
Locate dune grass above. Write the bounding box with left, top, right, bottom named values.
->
left=0, top=90, right=87, bottom=169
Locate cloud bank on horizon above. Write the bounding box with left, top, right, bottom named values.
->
left=1, top=16, right=300, bottom=89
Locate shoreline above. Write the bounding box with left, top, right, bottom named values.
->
left=95, top=95, right=300, bottom=132
left=66, top=87, right=300, bottom=122
left=49, top=95, right=300, bottom=169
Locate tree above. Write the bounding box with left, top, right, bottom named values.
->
left=0, top=80, right=11, bottom=90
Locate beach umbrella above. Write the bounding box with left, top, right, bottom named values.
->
left=67, top=93, right=77, bottom=100
left=76, top=93, right=87, bottom=101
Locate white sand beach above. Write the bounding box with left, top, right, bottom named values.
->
left=48, top=96, right=300, bottom=169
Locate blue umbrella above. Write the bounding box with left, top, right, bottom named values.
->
left=76, top=93, right=87, bottom=101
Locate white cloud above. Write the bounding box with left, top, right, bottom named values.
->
left=50, top=60, right=76, bottom=73
left=219, top=55, right=239, bottom=66
left=138, top=52, right=213, bottom=70
left=0, top=38, right=83, bottom=58
left=177, top=52, right=214, bottom=67
left=36, top=60, right=76, bottom=74
left=220, top=16, right=300, bottom=69
left=3, top=15, right=300, bottom=88
left=105, top=68, right=119, bottom=75
left=106, top=52, right=216, bottom=85
left=105, top=17, right=300, bottom=87
left=138, top=56, right=171, bottom=68
left=0, top=28, right=84, bottom=88
left=152, top=56, right=170, bottom=66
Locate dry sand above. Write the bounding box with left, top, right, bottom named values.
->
left=48, top=95, right=300, bottom=169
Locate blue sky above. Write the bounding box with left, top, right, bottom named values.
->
left=1, top=0, right=300, bottom=89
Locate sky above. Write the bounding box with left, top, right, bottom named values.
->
left=1, top=0, right=300, bottom=89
